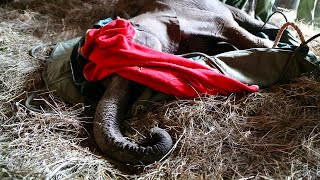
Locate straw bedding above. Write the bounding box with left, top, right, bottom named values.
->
left=1, top=0, right=320, bottom=179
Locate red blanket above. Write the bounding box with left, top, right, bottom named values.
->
left=81, top=19, right=258, bottom=98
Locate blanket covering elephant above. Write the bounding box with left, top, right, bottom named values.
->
left=84, top=0, right=280, bottom=165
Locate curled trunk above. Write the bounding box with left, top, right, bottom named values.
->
left=93, top=75, right=173, bottom=165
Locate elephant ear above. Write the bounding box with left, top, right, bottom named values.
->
left=129, top=1, right=181, bottom=54
left=93, top=75, right=173, bottom=165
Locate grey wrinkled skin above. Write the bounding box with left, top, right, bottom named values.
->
left=94, top=0, right=277, bottom=165
left=94, top=75, right=173, bottom=164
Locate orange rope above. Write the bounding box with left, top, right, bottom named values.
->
left=272, top=22, right=305, bottom=48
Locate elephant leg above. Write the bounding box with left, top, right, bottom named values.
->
left=219, top=17, right=275, bottom=48
left=175, top=6, right=275, bottom=50
left=228, top=4, right=278, bottom=33
left=93, top=75, right=173, bottom=165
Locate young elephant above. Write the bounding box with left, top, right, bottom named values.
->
left=92, top=0, right=276, bottom=165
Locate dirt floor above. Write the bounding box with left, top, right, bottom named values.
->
left=1, top=0, right=320, bottom=179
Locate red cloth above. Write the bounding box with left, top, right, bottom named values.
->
left=81, top=19, right=258, bottom=98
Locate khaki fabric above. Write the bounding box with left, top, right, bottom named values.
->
left=211, top=48, right=318, bottom=88
left=43, top=37, right=87, bottom=105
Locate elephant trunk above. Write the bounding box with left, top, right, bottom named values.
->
left=93, top=75, right=173, bottom=165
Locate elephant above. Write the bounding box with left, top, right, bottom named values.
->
left=92, top=0, right=277, bottom=165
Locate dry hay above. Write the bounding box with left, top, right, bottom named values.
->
left=1, top=0, right=320, bottom=179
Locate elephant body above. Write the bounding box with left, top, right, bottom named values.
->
left=93, top=0, right=276, bottom=165
left=128, top=0, right=275, bottom=55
